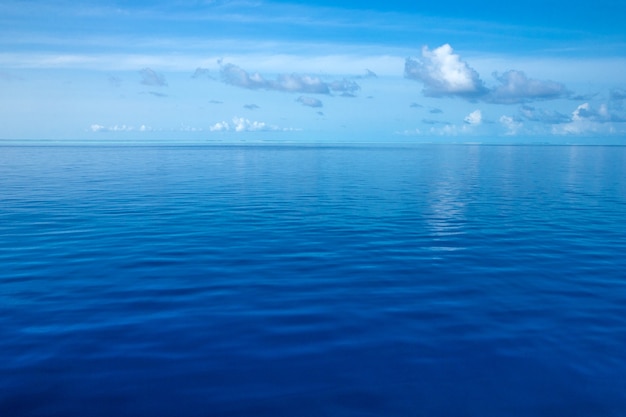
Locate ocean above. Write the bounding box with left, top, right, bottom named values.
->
left=1, top=143, right=625, bottom=416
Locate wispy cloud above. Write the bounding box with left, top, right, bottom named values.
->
left=519, top=105, right=569, bottom=124
left=486, top=70, right=569, bottom=104
left=139, top=67, right=167, bottom=86
left=108, top=75, right=122, bottom=87
left=219, top=62, right=360, bottom=95
left=499, top=115, right=523, bottom=135
left=243, top=104, right=260, bottom=110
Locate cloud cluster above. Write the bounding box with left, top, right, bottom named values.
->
left=500, top=101, right=626, bottom=136
left=406, top=44, right=570, bottom=104
left=220, top=63, right=360, bottom=96
left=139, top=68, right=167, bottom=87
left=209, top=117, right=295, bottom=132
left=90, top=124, right=154, bottom=132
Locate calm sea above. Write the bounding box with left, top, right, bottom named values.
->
left=1, top=144, right=625, bottom=416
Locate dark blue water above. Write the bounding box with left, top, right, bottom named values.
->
left=2, top=144, right=625, bottom=416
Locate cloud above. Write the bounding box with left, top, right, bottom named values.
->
left=219, top=62, right=360, bottom=96
left=409, top=102, right=423, bottom=108
left=404, top=44, right=485, bottom=98
left=108, top=75, right=122, bottom=87
left=209, top=100, right=223, bottom=104
left=486, top=70, right=569, bottom=104
left=140, top=68, right=167, bottom=86
left=354, top=69, right=378, bottom=79
left=499, top=115, right=523, bottom=136
left=610, top=88, right=626, bottom=101
left=148, top=91, right=168, bottom=98
left=209, top=121, right=230, bottom=132
left=243, top=104, right=260, bottom=110
left=209, top=117, right=296, bottom=132
left=429, top=108, right=443, bottom=114
left=406, top=44, right=571, bottom=104
left=297, top=96, right=323, bottom=108
left=519, top=105, right=569, bottom=124
left=191, top=67, right=212, bottom=79
left=422, top=119, right=446, bottom=125
left=90, top=124, right=154, bottom=132
left=549, top=103, right=626, bottom=134
left=464, top=109, right=482, bottom=125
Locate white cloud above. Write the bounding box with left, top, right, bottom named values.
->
left=89, top=124, right=155, bottom=132
left=551, top=103, right=623, bottom=135
left=209, top=117, right=296, bottom=132
left=406, top=44, right=572, bottom=105
left=464, top=109, right=482, bottom=125
left=404, top=44, right=485, bottom=98
left=499, top=115, right=523, bottom=136
left=209, top=121, right=230, bottom=132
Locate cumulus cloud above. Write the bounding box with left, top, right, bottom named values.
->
left=406, top=44, right=572, bottom=104
left=140, top=68, right=167, bottom=87
left=209, top=117, right=296, bottom=132
left=464, top=109, right=482, bottom=125
left=219, top=63, right=360, bottom=96
left=486, top=70, right=569, bottom=104
left=297, top=96, right=323, bottom=108
left=404, top=44, right=485, bottom=98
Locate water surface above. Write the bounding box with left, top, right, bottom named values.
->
left=1, top=144, right=625, bottom=416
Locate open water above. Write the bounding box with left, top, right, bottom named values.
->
left=1, top=144, right=626, bottom=416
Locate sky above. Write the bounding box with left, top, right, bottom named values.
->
left=1, top=0, right=626, bottom=143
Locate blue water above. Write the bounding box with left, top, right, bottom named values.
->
left=1, top=144, right=625, bottom=416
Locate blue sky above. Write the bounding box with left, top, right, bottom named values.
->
left=1, top=0, right=626, bottom=142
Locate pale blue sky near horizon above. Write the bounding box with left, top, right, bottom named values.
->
left=1, top=0, right=626, bottom=143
